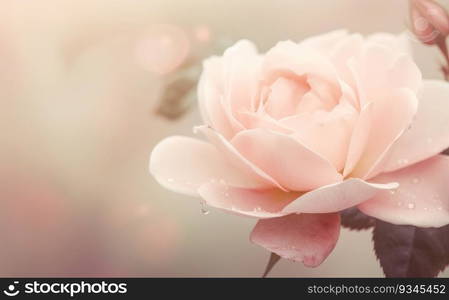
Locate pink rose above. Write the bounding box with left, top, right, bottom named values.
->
left=150, top=30, right=449, bottom=267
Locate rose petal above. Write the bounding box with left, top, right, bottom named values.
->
left=355, top=44, right=396, bottom=99
left=359, top=155, right=449, bottom=228
left=198, top=58, right=236, bottom=139
left=221, top=40, right=262, bottom=124
left=383, top=80, right=449, bottom=172
left=250, top=213, right=340, bottom=267
left=198, top=183, right=299, bottom=218
left=195, top=125, right=286, bottom=190
left=281, top=102, right=357, bottom=172
left=149, top=136, right=265, bottom=196
left=281, top=178, right=398, bottom=214
left=300, top=30, right=349, bottom=54
left=350, top=88, right=418, bottom=179
left=343, top=102, right=373, bottom=177
left=366, top=32, right=412, bottom=56
left=238, top=111, right=293, bottom=134
left=262, top=40, right=339, bottom=89
left=330, top=34, right=364, bottom=89
left=198, top=41, right=261, bottom=139
left=387, top=54, right=422, bottom=93
left=264, top=77, right=309, bottom=119
left=231, top=128, right=343, bottom=191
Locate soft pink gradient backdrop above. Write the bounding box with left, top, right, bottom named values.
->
left=0, top=0, right=447, bottom=277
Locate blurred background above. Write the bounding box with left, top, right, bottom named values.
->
left=0, top=0, right=448, bottom=277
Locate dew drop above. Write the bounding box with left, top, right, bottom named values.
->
left=397, top=159, right=409, bottom=166
left=389, top=189, right=397, bottom=195
left=411, top=178, right=420, bottom=184
left=200, top=200, right=210, bottom=215
left=407, top=203, right=415, bottom=209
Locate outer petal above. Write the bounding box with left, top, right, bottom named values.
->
left=197, top=177, right=397, bottom=218
left=383, top=80, right=449, bottom=172
left=250, top=213, right=340, bottom=267
left=359, top=155, right=449, bottom=228
left=281, top=178, right=398, bottom=214
left=149, top=136, right=264, bottom=196
left=198, top=183, right=300, bottom=218
left=231, top=128, right=343, bottom=191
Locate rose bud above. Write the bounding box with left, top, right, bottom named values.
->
left=410, top=0, right=449, bottom=45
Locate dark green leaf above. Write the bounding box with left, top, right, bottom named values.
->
left=340, top=207, right=376, bottom=230
left=373, top=220, right=449, bottom=277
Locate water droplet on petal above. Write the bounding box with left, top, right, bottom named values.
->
left=389, top=189, right=397, bottom=195
left=411, top=178, right=420, bottom=184
left=407, top=203, right=415, bottom=209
